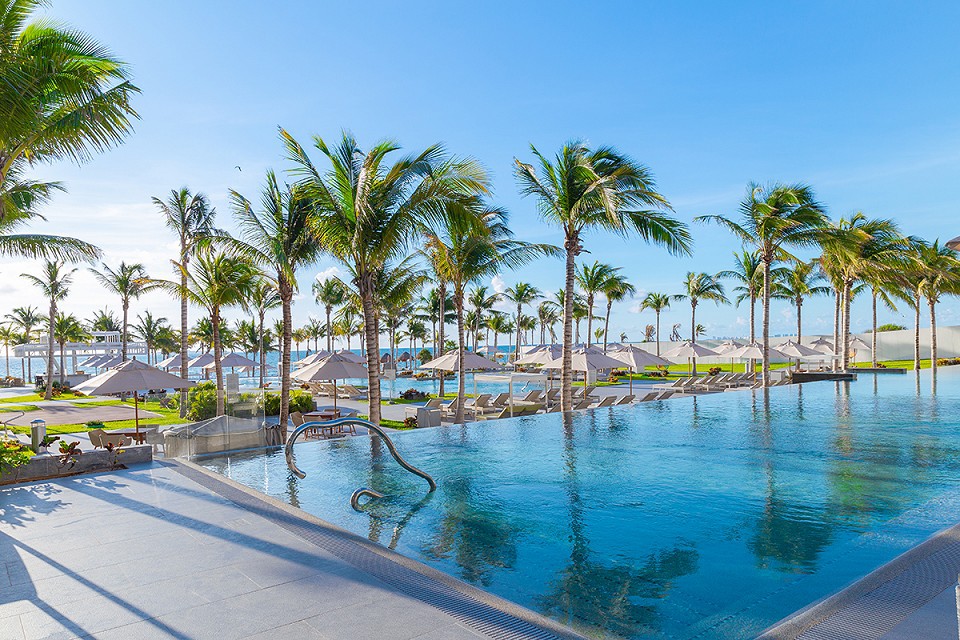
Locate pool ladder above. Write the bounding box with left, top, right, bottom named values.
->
left=284, top=418, right=437, bottom=510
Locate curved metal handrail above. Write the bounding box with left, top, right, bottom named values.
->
left=285, top=418, right=437, bottom=491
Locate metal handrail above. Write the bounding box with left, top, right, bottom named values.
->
left=284, top=418, right=437, bottom=492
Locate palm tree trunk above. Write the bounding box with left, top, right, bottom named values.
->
left=258, top=310, right=266, bottom=388
left=44, top=300, right=55, bottom=400
left=212, top=307, right=225, bottom=416
left=690, top=301, right=698, bottom=376
left=832, top=288, right=840, bottom=372
left=455, top=293, right=466, bottom=424
left=796, top=298, right=802, bottom=368
left=121, top=301, right=129, bottom=361
left=515, top=304, right=522, bottom=362
left=561, top=235, right=577, bottom=411
left=871, top=289, right=878, bottom=367
left=914, top=291, right=921, bottom=371
left=929, top=298, right=938, bottom=373
left=438, top=282, right=447, bottom=397
left=842, top=281, right=852, bottom=370
left=59, top=342, right=66, bottom=385
left=603, top=302, right=612, bottom=352
left=4, top=344, right=8, bottom=378
left=279, top=278, right=294, bottom=437
left=586, top=295, right=594, bottom=348
left=749, top=291, right=756, bottom=374
left=359, top=275, right=382, bottom=425
left=179, top=246, right=190, bottom=419
left=655, top=310, right=661, bottom=357
left=762, top=257, right=771, bottom=387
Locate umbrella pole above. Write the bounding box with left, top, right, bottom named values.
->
left=332, top=380, right=337, bottom=417
left=134, top=390, right=140, bottom=437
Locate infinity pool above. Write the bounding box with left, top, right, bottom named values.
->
left=198, top=369, right=960, bottom=639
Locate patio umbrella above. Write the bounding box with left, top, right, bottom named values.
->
left=847, top=337, right=872, bottom=365
left=947, top=236, right=960, bottom=250
left=775, top=340, right=824, bottom=369
left=98, top=356, right=124, bottom=370
left=202, top=353, right=261, bottom=372
left=661, top=341, right=719, bottom=375
left=78, top=355, right=103, bottom=368
left=541, top=348, right=625, bottom=374
left=514, top=345, right=563, bottom=365
left=808, top=337, right=835, bottom=353
left=292, top=352, right=368, bottom=415
left=398, top=351, right=412, bottom=362
left=609, top=345, right=673, bottom=394
left=74, top=359, right=195, bottom=436
left=421, top=350, right=501, bottom=371
left=336, top=350, right=365, bottom=364
left=187, top=353, right=214, bottom=369
left=293, top=351, right=330, bottom=368
left=713, top=340, right=744, bottom=354
left=156, top=354, right=184, bottom=371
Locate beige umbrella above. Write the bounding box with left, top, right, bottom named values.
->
left=421, top=350, right=502, bottom=371
left=776, top=340, right=822, bottom=358
left=202, top=353, right=262, bottom=370
left=713, top=339, right=744, bottom=354
left=848, top=336, right=872, bottom=365
left=661, top=341, right=720, bottom=375
left=293, top=351, right=331, bottom=368
left=336, top=349, right=366, bottom=364
left=74, top=359, right=196, bottom=436
left=610, top=346, right=672, bottom=394
left=156, top=354, right=185, bottom=371
left=292, top=352, right=368, bottom=415
left=514, top=345, right=563, bottom=365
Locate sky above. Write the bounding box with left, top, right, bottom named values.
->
left=8, top=0, right=960, bottom=346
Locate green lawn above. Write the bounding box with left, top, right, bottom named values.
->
left=850, top=359, right=931, bottom=370
left=7, top=398, right=186, bottom=436
left=0, top=391, right=86, bottom=403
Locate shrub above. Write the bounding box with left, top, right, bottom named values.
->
left=937, top=358, right=960, bottom=367
left=417, top=349, right=433, bottom=365
left=708, top=367, right=721, bottom=376
left=187, top=382, right=218, bottom=421
left=0, top=438, right=31, bottom=473
left=400, top=388, right=427, bottom=400
left=403, top=416, right=417, bottom=429
left=262, top=389, right=314, bottom=416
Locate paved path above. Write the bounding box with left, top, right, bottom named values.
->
left=0, top=461, right=581, bottom=640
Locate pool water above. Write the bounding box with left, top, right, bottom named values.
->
left=198, top=370, right=960, bottom=639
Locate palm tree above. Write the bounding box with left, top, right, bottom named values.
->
left=4, top=306, right=40, bottom=380
left=53, top=313, right=88, bottom=383
left=515, top=142, right=690, bottom=409
left=0, top=324, right=15, bottom=377
left=717, top=250, right=765, bottom=348
left=537, top=301, right=560, bottom=345
left=916, top=240, right=960, bottom=372
left=156, top=252, right=259, bottom=415
left=283, top=130, right=488, bottom=424
left=698, top=183, right=827, bottom=386
left=425, top=202, right=553, bottom=422
left=676, top=272, right=728, bottom=375
left=313, top=278, right=346, bottom=353
left=21, top=260, right=76, bottom=399
left=131, top=311, right=168, bottom=365
left=87, top=308, right=120, bottom=332
left=154, top=187, right=217, bottom=417
left=90, top=261, right=154, bottom=360
left=772, top=260, right=830, bottom=354
left=575, top=262, right=618, bottom=348
left=245, top=280, right=281, bottom=388
left=600, top=269, right=635, bottom=352
left=640, top=293, right=673, bottom=357
left=503, top=282, right=541, bottom=359
left=468, top=285, right=500, bottom=351
left=417, top=287, right=455, bottom=364
left=226, top=171, right=323, bottom=434
left=0, top=0, right=133, bottom=259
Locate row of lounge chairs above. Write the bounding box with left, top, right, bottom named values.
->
left=300, top=382, right=367, bottom=399
left=651, top=372, right=791, bottom=394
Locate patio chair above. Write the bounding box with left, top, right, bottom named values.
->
left=424, top=397, right=443, bottom=409
left=338, top=384, right=367, bottom=399
left=477, top=407, right=509, bottom=421
left=657, top=391, right=676, bottom=400
left=490, top=393, right=510, bottom=407
left=546, top=404, right=562, bottom=413
left=101, top=432, right=132, bottom=448
left=572, top=399, right=592, bottom=410
left=440, top=397, right=463, bottom=420
left=291, top=411, right=305, bottom=427
left=546, top=389, right=561, bottom=404
left=466, top=394, right=493, bottom=418
left=519, top=390, right=543, bottom=402
left=87, top=428, right=106, bottom=449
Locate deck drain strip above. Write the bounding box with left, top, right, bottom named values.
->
left=170, top=461, right=572, bottom=640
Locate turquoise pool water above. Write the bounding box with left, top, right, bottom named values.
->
left=198, top=369, right=960, bottom=639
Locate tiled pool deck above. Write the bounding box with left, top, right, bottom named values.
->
left=0, top=461, right=583, bottom=640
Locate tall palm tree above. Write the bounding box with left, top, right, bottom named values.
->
left=0, top=0, right=134, bottom=260
left=503, top=282, right=541, bottom=359
left=21, top=260, right=76, bottom=399
left=156, top=252, right=259, bottom=415
left=90, top=261, right=153, bottom=360
left=600, top=270, right=635, bottom=352
left=515, top=141, right=690, bottom=409
left=416, top=288, right=455, bottom=363
left=283, top=130, right=488, bottom=425
left=131, top=311, right=168, bottom=365
left=468, top=285, right=500, bottom=351
left=53, top=313, right=88, bottom=383
left=227, top=171, right=324, bottom=435
left=486, top=313, right=511, bottom=359
left=0, top=324, right=15, bottom=377
left=537, top=301, right=560, bottom=345
left=575, top=262, right=617, bottom=348
left=4, top=306, right=40, bottom=380
left=717, top=250, right=765, bottom=349
left=698, top=183, right=827, bottom=385
left=87, top=308, right=120, bottom=332
left=640, top=293, right=673, bottom=357
left=676, top=272, right=728, bottom=375
left=154, top=187, right=217, bottom=417
left=313, top=278, right=346, bottom=353
left=772, top=260, right=830, bottom=350
left=916, top=240, right=960, bottom=372
left=425, top=202, right=554, bottom=422
left=245, top=280, right=281, bottom=388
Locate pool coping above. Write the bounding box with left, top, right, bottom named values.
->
left=758, top=517, right=960, bottom=638
left=170, top=457, right=589, bottom=640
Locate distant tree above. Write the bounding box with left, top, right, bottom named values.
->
left=22, top=260, right=77, bottom=399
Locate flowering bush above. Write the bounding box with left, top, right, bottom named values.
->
left=0, top=438, right=31, bottom=473
left=403, top=416, right=417, bottom=429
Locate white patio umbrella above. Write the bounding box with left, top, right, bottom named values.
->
left=421, top=350, right=502, bottom=371
left=610, top=345, right=673, bottom=394
left=98, top=356, right=124, bottom=370
left=514, top=345, right=563, bottom=365
left=187, top=353, right=214, bottom=369
left=156, top=354, right=184, bottom=371
left=713, top=339, right=745, bottom=354
left=292, top=353, right=369, bottom=415
left=661, top=341, right=720, bottom=375
left=808, top=337, right=835, bottom=353
left=335, top=350, right=365, bottom=364
left=78, top=355, right=103, bottom=368
left=541, top=348, right=625, bottom=388
left=293, top=351, right=331, bottom=368
left=776, top=340, right=824, bottom=370
left=203, top=353, right=261, bottom=370
left=74, top=359, right=195, bottom=436
left=847, top=336, right=872, bottom=365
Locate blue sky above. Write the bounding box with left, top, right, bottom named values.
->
left=10, top=0, right=960, bottom=344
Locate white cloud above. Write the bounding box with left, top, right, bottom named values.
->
left=490, top=274, right=507, bottom=294
left=314, top=266, right=344, bottom=283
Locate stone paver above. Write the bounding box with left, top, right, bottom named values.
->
left=0, top=462, right=570, bottom=640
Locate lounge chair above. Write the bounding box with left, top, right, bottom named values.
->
left=337, top=384, right=367, bottom=399
left=466, top=394, right=493, bottom=418
left=638, top=391, right=660, bottom=402
left=424, top=397, right=443, bottom=409
left=478, top=406, right=510, bottom=421
left=87, top=428, right=105, bottom=449
left=490, top=393, right=510, bottom=407
left=546, top=404, right=562, bottom=413
left=546, top=389, right=561, bottom=404
left=440, top=397, right=463, bottom=420
left=519, top=390, right=543, bottom=402
left=657, top=391, right=676, bottom=400
left=572, top=399, right=591, bottom=411
left=615, top=395, right=634, bottom=405
left=592, top=396, right=616, bottom=408
left=99, top=431, right=132, bottom=448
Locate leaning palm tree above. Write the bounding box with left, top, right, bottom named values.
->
left=503, top=282, right=541, bottom=357
left=698, top=183, right=827, bottom=386
left=53, top=313, right=88, bottom=383
left=154, top=187, right=217, bottom=417
left=283, top=129, right=488, bottom=425
left=90, top=261, right=154, bottom=360
left=227, top=171, right=324, bottom=435
left=600, top=269, right=635, bottom=352
left=640, top=293, right=673, bottom=357
left=21, top=260, right=76, bottom=399
left=312, top=278, right=346, bottom=353
left=515, top=141, right=691, bottom=409
left=0, top=0, right=135, bottom=259
left=245, top=280, right=281, bottom=388
left=772, top=260, right=830, bottom=352
left=575, top=262, right=617, bottom=348
left=155, top=252, right=259, bottom=416
left=916, top=240, right=960, bottom=372
left=676, top=272, right=728, bottom=375
left=425, top=201, right=555, bottom=422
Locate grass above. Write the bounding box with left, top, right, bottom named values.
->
left=8, top=397, right=186, bottom=436
left=387, top=392, right=474, bottom=405
left=850, top=359, right=931, bottom=370
left=0, top=391, right=86, bottom=403
left=357, top=414, right=412, bottom=430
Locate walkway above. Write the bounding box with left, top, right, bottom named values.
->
left=0, top=461, right=582, bottom=640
